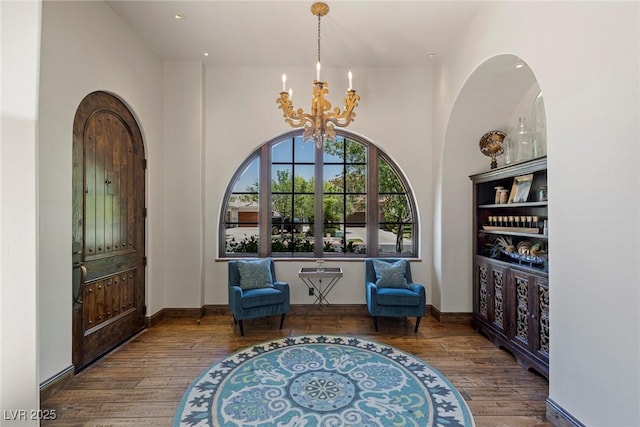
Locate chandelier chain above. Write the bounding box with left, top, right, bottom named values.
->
left=317, top=14, right=321, bottom=64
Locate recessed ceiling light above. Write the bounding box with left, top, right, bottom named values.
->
left=203, top=52, right=209, bottom=57
left=174, top=13, right=183, bottom=20
left=513, top=62, right=525, bottom=69
left=428, top=53, right=438, bottom=58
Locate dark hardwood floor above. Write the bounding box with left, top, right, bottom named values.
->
left=41, top=309, right=551, bottom=426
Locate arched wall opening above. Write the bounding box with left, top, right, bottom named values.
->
left=436, top=54, right=544, bottom=313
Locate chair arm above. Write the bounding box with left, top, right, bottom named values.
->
left=228, top=285, right=244, bottom=316
left=409, top=283, right=426, bottom=300
left=273, top=281, right=290, bottom=311
left=365, top=281, right=378, bottom=300
left=273, top=281, right=289, bottom=291
left=409, top=283, right=427, bottom=314
left=366, top=280, right=378, bottom=290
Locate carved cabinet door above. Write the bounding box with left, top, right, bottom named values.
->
left=532, top=277, right=550, bottom=363
left=509, top=269, right=549, bottom=365
left=475, top=260, right=508, bottom=338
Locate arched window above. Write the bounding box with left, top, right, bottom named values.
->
left=220, top=131, right=417, bottom=258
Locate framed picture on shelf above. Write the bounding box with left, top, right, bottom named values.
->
left=509, top=174, right=534, bottom=203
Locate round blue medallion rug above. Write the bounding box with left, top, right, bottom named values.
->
left=173, top=335, right=475, bottom=427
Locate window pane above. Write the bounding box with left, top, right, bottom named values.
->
left=227, top=194, right=259, bottom=224
left=324, top=194, right=344, bottom=224
left=225, top=156, right=260, bottom=255
left=346, top=195, right=365, bottom=224
left=323, top=224, right=344, bottom=253
left=294, top=165, right=314, bottom=192
left=232, top=158, right=259, bottom=193
left=226, top=231, right=259, bottom=253
left=272, top=138, right=292, bottom=162
left=324, top=165, right=343, bottom=193
left=323, top=192, right=345, bottom=254
left=294, top=136, right=314, bottom=163
left=272, top=165, right=292, bottom=192
left=378, top=226, right=413, bottom=255
left=225, top=194, right=259, bottom=254
left=272, top=194, right=292, bottom=222
left=345, top=139, right=366, bottom=163
left=379, top=157, right=406, bottom=193
left=346, top=165, right=366, bottom=193
left=379, top=192, right=412, bottom=256
left=271, top=234, right=294, bottom=252
left=323, top=138, right=344, bottom=163
left=294, top=194, right=314, bottom=232
left=271, top=222, right=312, bottom=254
left=379, top=194, right=412, bottom=224
left=292, top=234, right=314, bottom=253
left=345, top=225, right=367, bottom=254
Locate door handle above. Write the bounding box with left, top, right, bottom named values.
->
left=72, top=262, right=87, bottom=304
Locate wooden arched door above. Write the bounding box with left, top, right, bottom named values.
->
left=72, top=91, right=146, bottom=371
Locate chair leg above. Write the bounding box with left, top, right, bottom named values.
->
left=414, top=316, right=422, bottom=333
left=279, top=313, right=286, bottom=330
left=372, top=316, right=379, bottom=332
left=238, top=320, right=244, bottom=336
left=232, top=315, right=237, bottom=324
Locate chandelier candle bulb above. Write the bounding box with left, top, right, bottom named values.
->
left=288, top=88, right=293, bottom=101
left=316, top=62, right=321, bottom=81
left=282, top=74, right=287, bottom=92
left=348, top=71, right=353, bottom=91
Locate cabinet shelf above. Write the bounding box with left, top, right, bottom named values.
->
left=478, top=201, right=547, bottom=209
left=479, top=230, right=548, bottom=239
left=475, top=254, right=548, bottom=276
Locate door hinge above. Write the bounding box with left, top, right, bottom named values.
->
left=143, top=158, right=147, bottom=169
left=143, top=256, right=147, bottom=267
left=143, top=207, right=147, bottom=218
left=143, top=305, right=147, bottom=315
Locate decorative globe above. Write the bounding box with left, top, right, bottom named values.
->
left=479, top=130, right=506, bottom=169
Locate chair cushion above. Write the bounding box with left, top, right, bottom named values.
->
left=376, top=287, right=421, bottom=306
left=237, top=259, right=273, bottom=290
left=372, top=259, right=410, bottom=289
left=241, top=287, right=286, bottom=308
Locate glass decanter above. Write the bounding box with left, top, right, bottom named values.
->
left=512, top=116, right=533, bottom=162
left=531, top=92, right=547, bottom=158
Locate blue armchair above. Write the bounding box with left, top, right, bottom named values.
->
left=228, top=259, right=290, bottom=336
left=365, top=258, right=426, bottom=333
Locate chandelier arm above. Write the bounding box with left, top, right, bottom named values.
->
left=324, top=92, right=360, bottom=127
left=326, top=115, right=357, bottom=128
left=282, top=110, right=315, bottom=129
left=277, top=101, right=315, bottom=130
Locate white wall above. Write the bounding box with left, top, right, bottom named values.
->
left=163, top=61, right=205, bottom=308
left=38, top=1, right=165, bottom=382
left=0, top=1, right=41, bottom=423
left=204, top=66, right=433, bottom=305
left=434, top=2, right=639, bottom=425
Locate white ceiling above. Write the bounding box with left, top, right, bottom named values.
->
left=106, top=1, right=482, bottom=67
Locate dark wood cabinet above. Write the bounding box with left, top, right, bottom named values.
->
left=471, top=157, right=549, bottom=379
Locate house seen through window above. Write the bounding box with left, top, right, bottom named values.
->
left=221, top=131, right=417, bottom=258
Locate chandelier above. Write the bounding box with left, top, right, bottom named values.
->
left=276, top=2, right=360, bottom=149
